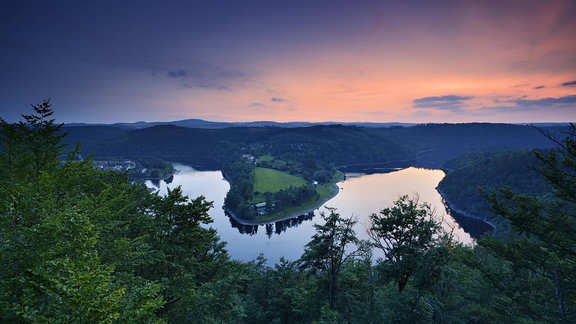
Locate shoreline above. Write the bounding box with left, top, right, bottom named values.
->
left=224, top=183, right=340, bottom=225
left=436, top=188, right=496, bottom=230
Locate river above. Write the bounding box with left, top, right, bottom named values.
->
left=146, top=164, right=487, bottom=264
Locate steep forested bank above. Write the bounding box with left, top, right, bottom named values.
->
left=2, top=102, right=574, bottom=322
left=438, top=148, right=553, bottom=238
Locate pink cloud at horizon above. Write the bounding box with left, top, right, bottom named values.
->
left=0, top=0, right=574, bottom=123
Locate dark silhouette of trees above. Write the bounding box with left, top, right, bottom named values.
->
left=299, top=207, right=367, bottom=310
left=367, top=195, right=452, bottom=293
left=482, top=124, right=576, bottom=322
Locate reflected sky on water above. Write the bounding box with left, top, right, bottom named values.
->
left=147, top=164, right=474, bottom=264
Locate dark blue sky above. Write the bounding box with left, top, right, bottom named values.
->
left=1, top=0, right=575, bottom=123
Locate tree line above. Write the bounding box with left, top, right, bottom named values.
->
left=1, top=100, right=574, bottom=322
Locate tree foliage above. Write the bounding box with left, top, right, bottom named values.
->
left=0, top=100, right=231, bottom=322
left=299, top=207, right=367, bottom=310
left=0, top=100, right=131, bottom=322
left=482, top=124, right=576, bottom=322
left=438, top=148, right=550, bottom=237
left=368, top=195, right=452, bottom=293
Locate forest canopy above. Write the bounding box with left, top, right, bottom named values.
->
left=1, top=101, right=574, bottom=322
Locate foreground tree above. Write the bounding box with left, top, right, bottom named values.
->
left=367, top=195, right=452, bottom=293
left=299, top=207, right=367, bottom=310
left=483, top=124, right=576, bottom=322
left=0, top=101, right=128, bottom=321
left=0, top=99, right=66, bottom=186
left=143, top=187, right=231, bottom=321
left=0, top=101, right=166, bottom=322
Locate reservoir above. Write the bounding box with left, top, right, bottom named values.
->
left=147, top=164, right=484, bottom=265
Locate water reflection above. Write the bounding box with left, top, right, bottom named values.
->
left=227, top=212, right=315, bottom=237
left=445, top=207, right=494, bottom=239
left=328, top=167, right=474, bottom=244
left=146, top=164, right=489, bottom=264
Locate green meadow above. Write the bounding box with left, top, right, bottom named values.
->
left=254, top=167, right=307, bottom=193
left=250, top=166, right=341, bottom=221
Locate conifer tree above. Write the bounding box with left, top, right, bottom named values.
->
left=299, top=207, right=366, bottom=310
left=483, top=124, right=576, bottom=322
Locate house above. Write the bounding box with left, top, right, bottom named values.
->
left=255, top=202, right=267, bottom=215
left=242, top=154, right=256, bottom=163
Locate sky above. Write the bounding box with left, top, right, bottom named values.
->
left=1, top=0, right=575, bottom=124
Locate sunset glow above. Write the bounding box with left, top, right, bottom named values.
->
left=1, top=0, right=574, bottom=123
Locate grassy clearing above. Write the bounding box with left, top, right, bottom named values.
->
left=254, top=167, right=307, bottom=193
left=249, top=167, right=343, bottom=223
left=252, top=182, right=340, bottom=222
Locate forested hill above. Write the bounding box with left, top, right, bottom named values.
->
left=373, top=123, right=565, bottom=167
left=63, top=124, right=408, bottom=169
left=63, top=122, right=567, bottom=169
left=437, top=148, right=550, bottom=238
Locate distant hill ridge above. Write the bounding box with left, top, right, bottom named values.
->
left=61, top=122, right=570, bottom=170
left=65, top=119, right=419, bottom=129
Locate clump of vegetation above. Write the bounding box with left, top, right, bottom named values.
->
left=133, top=157, right=174, bottom=179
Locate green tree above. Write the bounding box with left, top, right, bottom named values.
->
left=0, top=102, right=121, bottom=322
left=5, top=205, right=126, bottom=322
left=223, top=158, right=256, bottom=220
left=0, top=101, right=165, bottom=322
left=483, top=124, right=576, bottom=322
left=22, top=99, right=67, bottom=179
left=367, top=195, right=452, bottom=293
left=144, top=187, right=230, bottom=321
left=299, top=207, right=366, bottom=310
left=333, top=257, right=379, bottom=323
left=0, top=99, right=66, bottom=185
left=46, top=159, right=166, bottom=322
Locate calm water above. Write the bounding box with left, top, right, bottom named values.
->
left=146, top=164, right=477, bottom=264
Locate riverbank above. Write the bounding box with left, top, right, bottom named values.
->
left=225, top=182, right=340, bottom=225
left=436, top=188, right=496, bottom=239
